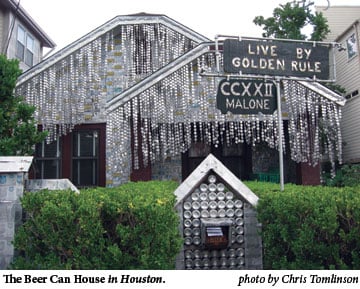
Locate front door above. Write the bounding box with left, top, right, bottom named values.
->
left=181, top=142, right=252, bottom=181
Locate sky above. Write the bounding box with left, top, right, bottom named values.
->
left=19, top=0, right=360, bottom=54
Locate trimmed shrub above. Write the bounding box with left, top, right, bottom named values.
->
left=11, top=181, right=182, bottom=269
left=323, top=164, right=360, bottom=187
left=248, top=182, right=360, bottom=269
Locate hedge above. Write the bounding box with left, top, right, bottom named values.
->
left=12, top=179, right=360, bottom=270
left=11, top=181, right=182, bottom=269
left=247, top=182, right=360, bottom=269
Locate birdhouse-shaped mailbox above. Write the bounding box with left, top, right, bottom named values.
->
left=174, top=154, right=262, bottom=269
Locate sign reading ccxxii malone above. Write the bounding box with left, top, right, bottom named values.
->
left=216, top=79, right=277, bottom=115
left=223, top=38, right=330, bottom=79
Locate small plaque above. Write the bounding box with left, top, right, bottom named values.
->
left=205, top=226, right=229, bottom=249
left=201, top=218, right=233, bottom=249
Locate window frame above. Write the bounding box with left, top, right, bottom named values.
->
left=16, top=25, right=35, bottom=66
left=33, top=123, right=106, bottom=187
left=346, top=33, right=358, bottom=60
left=71, top=130, right=100, bottom=187
left=34, top=137, right=62, bottom=179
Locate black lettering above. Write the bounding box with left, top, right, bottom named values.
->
left=50, top=275, right=71, bottom=283
left=73, top=275, right=105, bottom=283
left=120, top=275, right=164, bottom=284
left=24, top=275, right=47, bottom=283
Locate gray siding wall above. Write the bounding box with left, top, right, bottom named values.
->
left=0, top=11, right=44, bottom=71
left=336, top=25, right=360, bottom=163
left=317, top=6, right=360, bottom=41
left=0, top=9, right=10, bottom=56
left=341, top=96, right=360, bottom=163
left=7, top=17, right=43, bottom=71
left=318, top=6, right=360, bottom=164
left=334, top=26, right=360, bottom=95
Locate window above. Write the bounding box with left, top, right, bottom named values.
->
left=72, top=130, right=99, bottom=187
left=346, top=33, right=358, bottom=60
left=33, top=124, right=106, bottom=187
left=16, top=26, right=34, bottom=66
left=25, top=35, right=34, bottom=66
left=345, top=89, right=359, bottom=100
left=34, top=137, right=61, bottom=179
left=16, top=26, right=25, bottom=60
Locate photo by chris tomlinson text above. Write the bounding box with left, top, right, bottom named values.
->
left=237, top=273, right=359, bottom=286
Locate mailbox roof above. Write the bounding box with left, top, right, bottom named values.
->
left=174, top=153, right=259, bottom=208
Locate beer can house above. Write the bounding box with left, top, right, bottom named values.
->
left=15, top=14, right=345, bottom=187
left=174, top=154, right=261, bottom=269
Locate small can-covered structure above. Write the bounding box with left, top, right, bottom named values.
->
left=174, top=154, right=262, bottom=269
left=0, top=157, right=33, bottom=269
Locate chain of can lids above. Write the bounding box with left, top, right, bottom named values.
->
left=16, top=23, right=343, bottom=184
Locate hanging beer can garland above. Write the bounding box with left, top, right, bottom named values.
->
left=15, top=21, right=344, bottom=184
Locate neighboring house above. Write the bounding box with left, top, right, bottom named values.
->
left=15, top=13, right=345, bottom=188
left=0, top=0, right=55, bottom=71
left=316, top=6, right=360, bottom=163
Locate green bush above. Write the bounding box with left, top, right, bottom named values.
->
left=323, top=164, right=360, bottom=187
left=11, top=181, right=182, bottom=269
left=248, top=182, right=360, bottom=269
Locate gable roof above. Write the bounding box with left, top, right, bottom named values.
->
left=174, top=154, right=259, bottom=207
left=17, top=13, right=209, bottom=86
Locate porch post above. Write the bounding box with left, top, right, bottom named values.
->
left=275, top=78, right=284, bottom=191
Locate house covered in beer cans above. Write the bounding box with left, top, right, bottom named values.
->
left=15, top=13, right=345, bottom=187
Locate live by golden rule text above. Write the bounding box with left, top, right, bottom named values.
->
left=223, top=39, right=331, bottom=80
left=1, top=271, right=360, bottom=288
